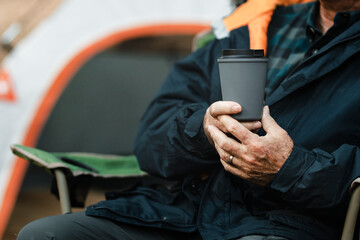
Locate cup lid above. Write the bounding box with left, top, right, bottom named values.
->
left=221, top=49, right=264, bottom=58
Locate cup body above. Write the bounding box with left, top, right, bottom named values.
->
left=218, top=49, right=268, bottom=121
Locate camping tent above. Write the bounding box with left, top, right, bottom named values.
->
left=0, top=0, right=234, bottom=237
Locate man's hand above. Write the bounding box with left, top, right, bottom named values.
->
left=205, top=105, right=293, bottom=186
left=203, top=101, right=262, bottom=146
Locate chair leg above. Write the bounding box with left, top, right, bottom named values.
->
left=54, top=169, right=72, bottom=214
left=341, top=186, right=360, bottom=240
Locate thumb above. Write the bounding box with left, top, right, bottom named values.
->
left=261, top=106, right=282, bottom=134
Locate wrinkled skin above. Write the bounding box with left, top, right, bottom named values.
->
left=203, top=102, right=293, bottom=186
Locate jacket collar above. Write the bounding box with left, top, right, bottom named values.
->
left=266, top=20, right=360, bottom=106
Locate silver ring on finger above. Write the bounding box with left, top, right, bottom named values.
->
left=229, top=155, right=234, bottom=165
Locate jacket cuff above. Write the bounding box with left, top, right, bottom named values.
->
left=270, top=145, right=316, bottom=193
left=183, top=107, right=215, bottom=155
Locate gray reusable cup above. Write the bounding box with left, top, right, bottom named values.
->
left=218, top=49, right=268, bottom=121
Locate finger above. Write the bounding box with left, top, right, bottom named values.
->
left=220, top=159, right=250, bottom=179
left=218, top=115, right=257, bottom=145
left=212, top=114, right=233, bottom=133
left=214, top=114, right=240, bottom=133
left=209, top=101, right=241, bottom=118
left=241, top=121, right=262, bottom=131
left=208, top=125, right=241, bottom=158
left=261, top=106, right=284, bottom=135
left=213, top=142, right=232, bottom=164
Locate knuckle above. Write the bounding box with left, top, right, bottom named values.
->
left=218, top=140, right=230, bottom=150
left=209, top=101, right=221, bottom=116
left=242, top=154, right=256, bottom=164
left=205, top=124, right=213, bottom=134
left=208, top=106, right=214, bottom=117
left=247, top=156, right=257, bottom=164
left=220, top=153, right=228, bottom=161
left=248, top=141, right=263, bottom=152
left=228, top=123, right=238, bottom=133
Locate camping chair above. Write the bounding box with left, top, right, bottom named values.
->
left=11, top=144, right=147, bottom=214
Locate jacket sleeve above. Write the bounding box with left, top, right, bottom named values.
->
left=270, top=144, right=360, bottom=212
left=134, top=40, right=224, bottom=179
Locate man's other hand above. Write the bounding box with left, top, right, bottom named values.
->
left=205, top=105, right=293, bottom=186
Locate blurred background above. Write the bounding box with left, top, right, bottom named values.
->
left=0, top=0, right=241, bottom=239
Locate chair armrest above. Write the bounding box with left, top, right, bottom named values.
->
left=341, top=177, right=360, bottom=240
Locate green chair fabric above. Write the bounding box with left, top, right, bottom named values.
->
left=11, top=144, right=147, bottom=213
left=11, top=144, right=146, bottom=178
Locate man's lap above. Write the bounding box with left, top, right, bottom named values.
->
left=16, top=211, right=288, bottom=240
left=16, top=211, right=201, bottom=240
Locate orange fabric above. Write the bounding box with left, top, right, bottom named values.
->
left=223, top=0, right=315, bottom=54
left=0, top=69, right=16, bottom=102
left=248, top=11, right=274, bottom=54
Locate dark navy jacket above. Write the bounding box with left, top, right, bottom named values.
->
left=87, top=3, right=360, bottom=240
